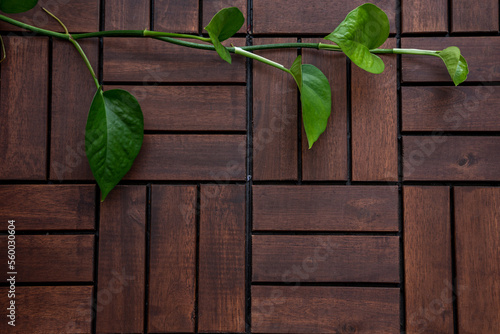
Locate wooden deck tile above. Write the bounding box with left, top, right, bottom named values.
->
left=105, top=0, right=150, bottom=30
left=452, top=0, right=499, bottom=32
left=155, top=0, right=199, bottom=33
left=402, top=0, right=447, bottom=33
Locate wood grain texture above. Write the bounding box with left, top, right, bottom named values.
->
left=105, top=0, right=150, bottom=30
left=253, top=185, right=399, bottom=231
left=0, top=235, right=94, bottom=282
left=107, top=85, right=246, bottom=131
left=404, top=186, right=454, bottom=334
left=125, top=135, right=246, bottom=180
left=403, top=136, right=500, bottom=181
left=352, top=39, right=398, bottom=181
left=402, top=0, right=447, bottom=33
left=97, top=186, right=145, bottom=334
left=0, top=37, right=48, bottom=180
left=454, top=187, right=500, bottom=334
left=0, top=286, right=93, bottom=333
left=155, top=0, right=199, bottom=33
left=253, top=38, right=298, bottom=180
left=402, top=86, right=500, bottom=131
left=402, top=37, right=500, bottom=83
left=103, top=37, right=246, bottom=82
left=253, top=235, right=399, bottom=283
left=252, top=286, right=400, bottom=333
left=253, top=0, right=396, bottom=34
left=149, top=185, right=197, bottom=333
left=51, top=39, right=98, bottom=180
left=203, top=0, right=247, bottom=34
left=452, top=0, right=499, bottom=32
left=0, top=185, right=95, bottom=230
left=199, top=185, right=245, bottom=332
left=302, top=39, right=348, bottom=181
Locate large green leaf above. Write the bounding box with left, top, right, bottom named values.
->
left=0, top=0, right=38, bottom=13
left=438, top=46, right=469, bottom=86
left=204, top=7, right=244, bottom=63
left=324, top=3, right=390, bottom=74
left=85, top=89, right=144, bottom=201
left=290, top=56, right=332, bottom=149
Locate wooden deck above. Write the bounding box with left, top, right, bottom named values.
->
left=0, top=0, right=499, bottom=333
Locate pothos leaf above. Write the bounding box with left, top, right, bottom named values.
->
left=0, top=0, right=38, bottom=13
left=204, top=7, right=245, bottom=63
left=438, top=46, right=469, bottom=86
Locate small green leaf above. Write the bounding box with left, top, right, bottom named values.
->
left=290, top=56, right=332, bottom=149
left=204, top=7, right=244, bottom=63
left=85, top=89, right=144, bottom=201
left=0, top=0, right=38, bottom=13
left=438, top=46, right=469, bottom=86
left=324, top=3, right=390, bottom=74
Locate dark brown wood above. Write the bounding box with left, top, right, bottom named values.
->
left=155, top=0, right=199, bottom=33
left=403, top=136, right=500, bottom=181
left=106, top=85, right=246, bottom=131
left=454, top=187, right=500, bottom=333
left=125, top=135, right=246, bottom=180
left=0, top=37, right=48, bottom=180
left=0, top=235, right=94, bottom=282
left=105, top=0, right=149, bottom=30
left=452, top=0, right=499, bottom=32
left=402, top=0, right=447, bottom=33
left=253, top=0, right=397, bottom=34
left=253, top=235, right=399, bottom=283
left=203, top=0, right=247, bottom=34
left=402, top=86, right=500, bottom=132
left=402, top=37, right=500, bottom=83
left=302, top=39, right=348, bottom=181
left=0, top=185, right=95, bottom=230
left=0, top=286, right=93, bottom=333
left=51, top=39, right=98, bottom=181
left=199, top=185, right=245, bottom=332
left=97, top=186, right=145, bottom=334
left=253, top=38, right=298, bottom=180
left=352, top=39, right=398, bottom=181
left=103, top=37, right=246, bottom=82
left=253, top=185, right=399, bottom=231
left=149, top=185, right=197, bottom=333
left=252, top=286, right=400, bottom=333
left=404, top=186, right=454, bottom=334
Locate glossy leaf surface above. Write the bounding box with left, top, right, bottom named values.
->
left=438, top=46, right=469, bottom=86
left=204, top=7, right=245, bottom=63
left=0, top=0, right=38, bottom=13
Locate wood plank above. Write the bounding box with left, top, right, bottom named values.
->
left=402, top=37, right=500, bottom=83
left=452, top=0, right=498, bottom=32
left=51, top=39, right=98, bottom=181
left=0, top=185, right=95, bottom=231
left=105, top=0, right=150, bottom=30
left=253, top=38, right=298, bottom=180
left=253, top=235, right=399, bottom=283
left=352, top=39, right=398, bottom=181
left=0, top=286, right=93, bottom=333
left=302, top=39, right=348, bottom=181
left=455, top=187, right=500, bottom=333
left=0, top=36, right=48, bottom=180
left=252, top=286, right=400, bottom=333
left=404, top=186, right=454, bottom=334
left=96, top=186, right=145, bottom=334
left=253, top=0, right=396, bottom=34
left=103, top=37, right=246, bottom=82
left=203, top=0, right=247, bottom=34
left=107, top=85, right=246, bottom=131
left=155, top=0, right=198, bottom=33
left=402, top=86, right=500, bottom=132
left=149, top=185, right=197, bottom=333
left=402, top=0, right=447, bottom=33
left=125, top=135, right=246, bottom=180
left=403, top=136, right=500, bottom=181
left=0, top=235, right=94, bottom=282
left=199, top=185, right=245, bottom=332
left=253, top=185, right=399, bottom=231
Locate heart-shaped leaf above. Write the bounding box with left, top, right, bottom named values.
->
left=85, top=88, right=144, bottom=201
left=438, top=46, right=469, bottom=86
left=290, top=56, right=332, bottom=149
left=0, top=0, right=38, bottom=13
left=324, top=3, right=390, bottom=74
left=204, top=7, right=244, bottom=63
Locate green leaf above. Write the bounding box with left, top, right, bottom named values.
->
left=324, top=3, right=390, bottom=74
left=0, top=0, right=38, bottom=13
left=290, top=56, right=332, bottom=149
left=85, top=89, right=144, bottom=201
left=204, top=7, right=244, bottom=63
left=438, top=46, right=469, bottom=86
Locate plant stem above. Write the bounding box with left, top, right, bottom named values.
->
left=371, top=48, right=440, bottom=56
left=143, top=30, right=211, bottom=42
left=69, top=37, right=100, bottom=89
left=232, top=46, right=291, bottom=74
left=0, top=14, right=69, bottom=40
